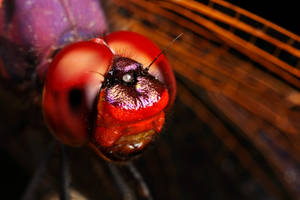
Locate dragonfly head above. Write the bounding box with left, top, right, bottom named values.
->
left=42, top=31, right=176, bottom=161
left=92, top=56, right=169, bottom=161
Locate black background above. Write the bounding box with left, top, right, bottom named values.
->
left=227, top=0, right=299, bottom=35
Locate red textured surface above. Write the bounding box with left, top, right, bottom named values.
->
left=102, top=89, right=169, bottom=122
left=93, top=31, right=174, bottom=147
left=94, top=111, right=165, bottom=147
left=43, top=41, right=113, bottom=146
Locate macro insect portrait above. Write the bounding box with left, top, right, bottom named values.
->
left=0, top=0, right=299, bottom=200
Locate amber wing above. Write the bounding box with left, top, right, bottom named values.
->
left=105, top=0, right=300, bottom=199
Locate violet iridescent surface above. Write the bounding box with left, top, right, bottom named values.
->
left=0, top=0, right=107, bottom=79
left=105, top=57, right=165, bottom=110
left=113, top=56, right=142, bottom=72
left=7, top=0, right=107, bottom=50
left=106, top=76, right=164, bottom=110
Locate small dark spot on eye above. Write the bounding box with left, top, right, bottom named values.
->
left=51, top=48, right=62, bottom=59
left=68, top=89, right=83, bottom=111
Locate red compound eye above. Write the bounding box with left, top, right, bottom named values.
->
left=42, top=31, right=176, bottom=161
left=42, top=40, right=113, bottom=146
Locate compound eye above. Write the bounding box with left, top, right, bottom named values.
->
left=42, top=40, right=114, bottom=146
left=68, top=88, right=83, bottom=111
left=122, top=73, right=134, bottom=83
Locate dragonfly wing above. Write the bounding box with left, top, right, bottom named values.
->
left=106, top=0, right=300, bottom=199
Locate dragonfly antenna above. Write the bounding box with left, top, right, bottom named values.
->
left=89, top=71, right=105, bottom=78
left=145, top=33, right=183, bottom=71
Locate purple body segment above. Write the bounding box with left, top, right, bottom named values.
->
left=0, top=0, right=107, bottom=79
left=8, top=0, right=107, bottom=51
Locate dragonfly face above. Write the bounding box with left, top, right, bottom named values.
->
left=43, top=31, right=175, bottom=161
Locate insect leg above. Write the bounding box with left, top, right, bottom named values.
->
left=107, top=163, right=137, bottom=200
left=126, top=162, right=153, bottom=200
left=21, top=140, right=55, bottom=200
left=59, top=144, right=70, bottom=200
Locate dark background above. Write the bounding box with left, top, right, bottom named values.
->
left=227, top=0, right=299, bottom=35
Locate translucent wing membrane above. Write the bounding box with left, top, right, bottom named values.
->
left=107, top=0, right=300, bottom=199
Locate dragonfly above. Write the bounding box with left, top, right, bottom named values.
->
left=0, top=0, right=300, bottom=200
